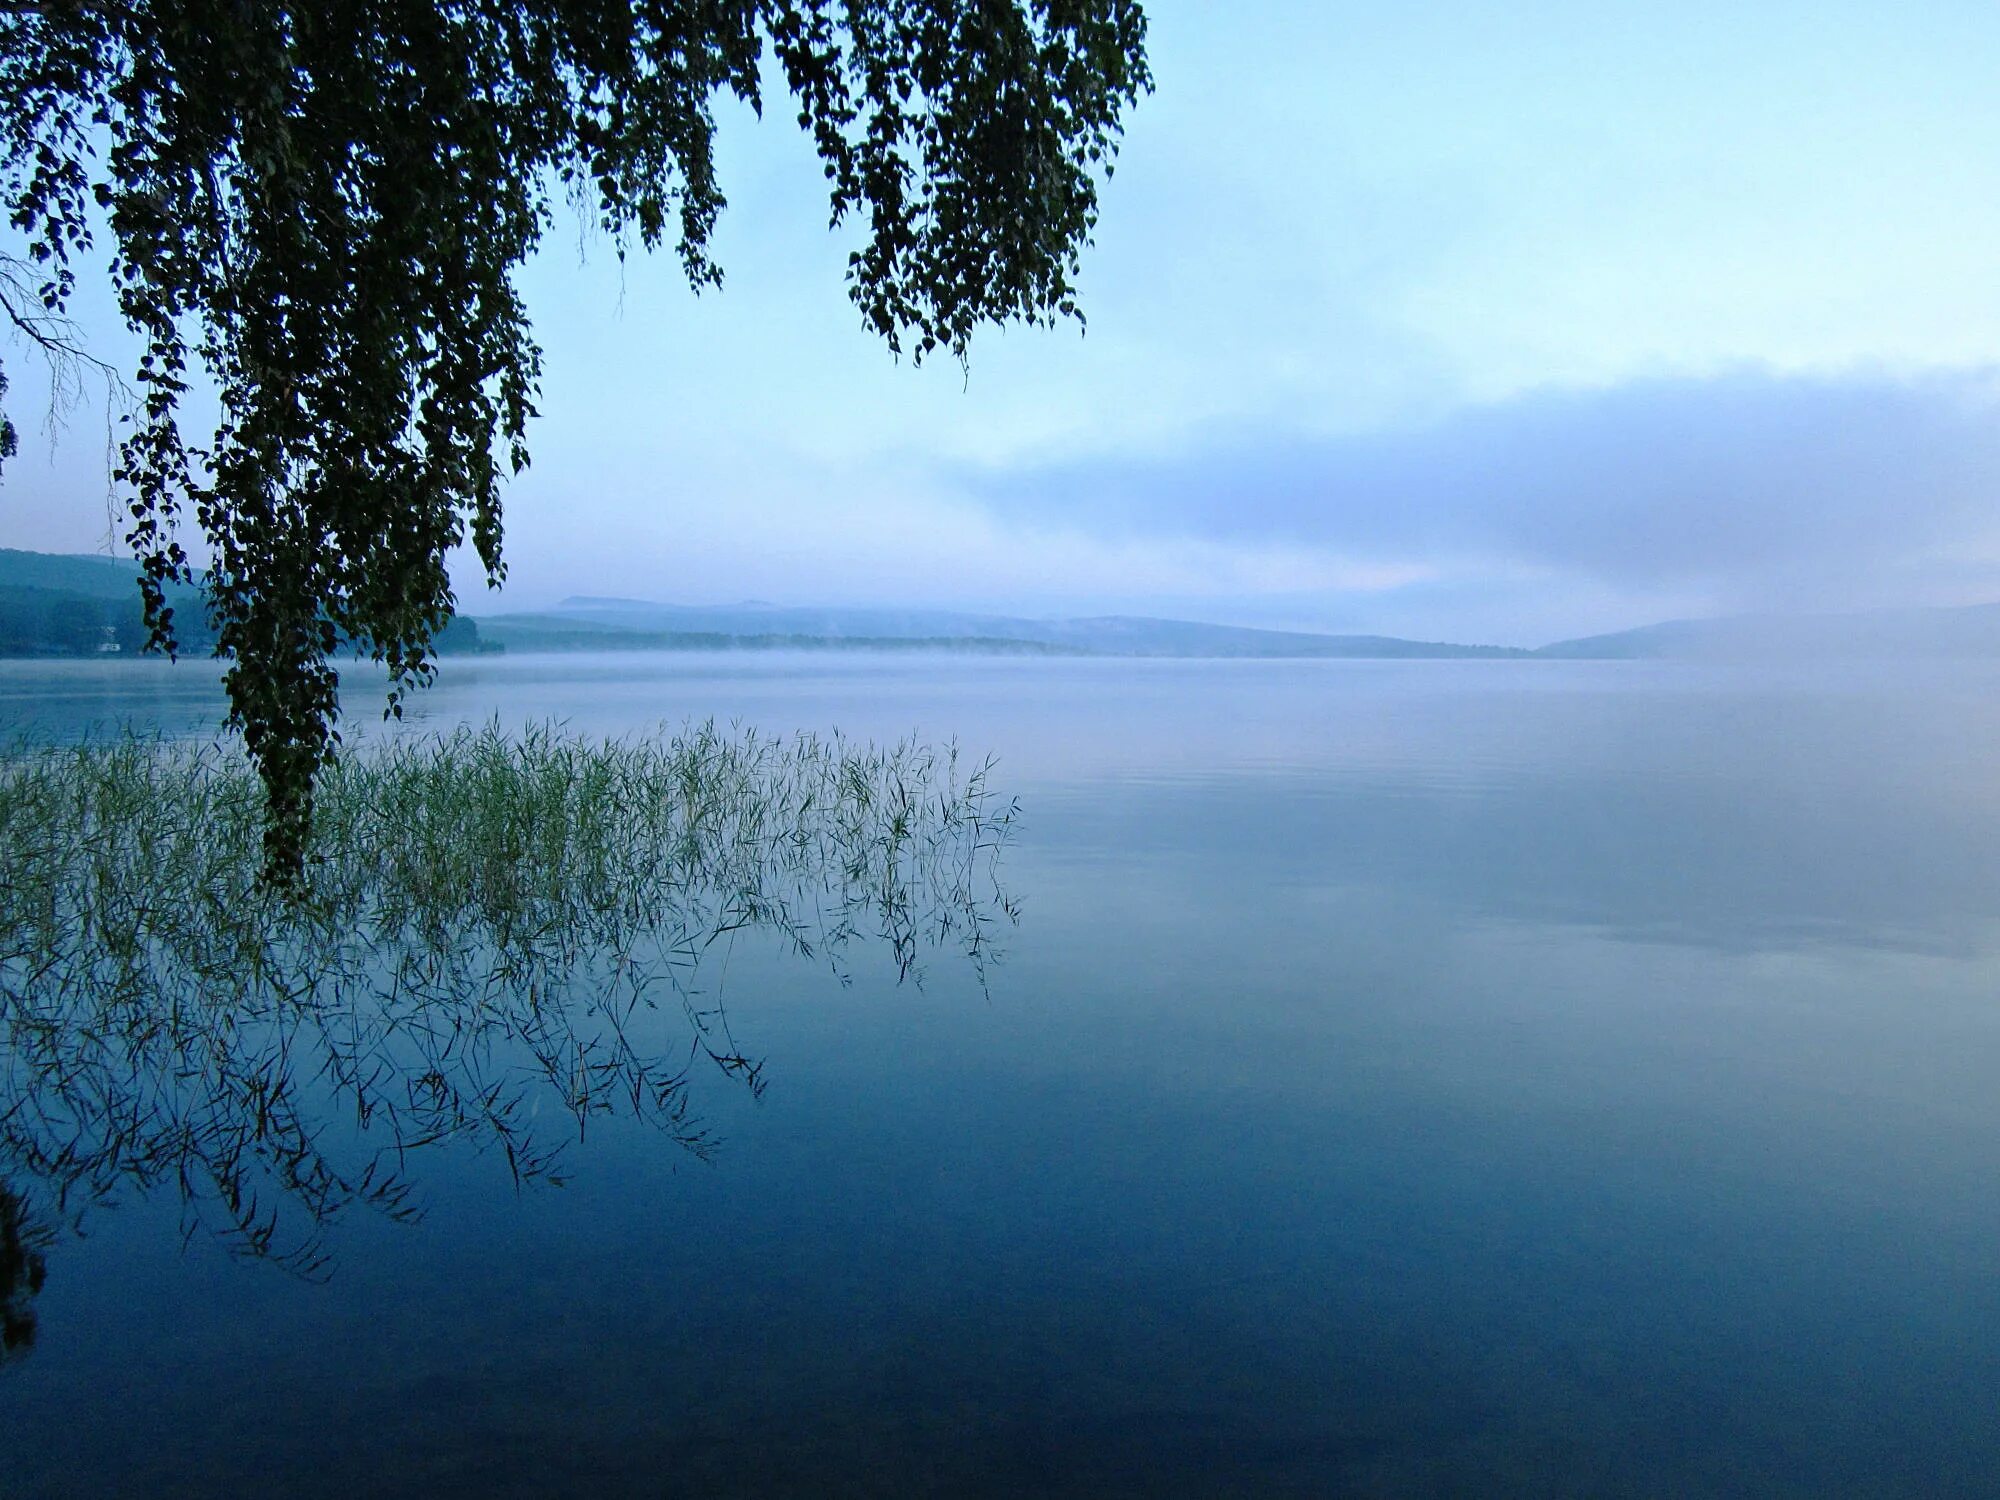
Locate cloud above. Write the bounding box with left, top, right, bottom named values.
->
left=487, top=434, right=1438, bottom=617
left=964, top=369, right=2000, bottom=610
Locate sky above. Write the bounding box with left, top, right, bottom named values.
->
left=6, top=0, right=2000, bottom=646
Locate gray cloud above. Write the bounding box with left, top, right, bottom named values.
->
left=966, top=369, right=2000, bottom=600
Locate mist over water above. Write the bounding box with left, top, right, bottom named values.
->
left=6, top=652, right=2000, bottom=1495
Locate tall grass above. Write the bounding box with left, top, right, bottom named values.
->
left=0, top=721, right=1016, bottom=1276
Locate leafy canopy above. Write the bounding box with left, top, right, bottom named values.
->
left=0, top=0, right=1150, bottom=872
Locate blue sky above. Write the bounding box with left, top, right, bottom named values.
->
left=7, top=0, right=2000, bottom=645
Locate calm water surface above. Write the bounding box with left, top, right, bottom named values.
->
left=5, top=652, right=2000, bottom=1497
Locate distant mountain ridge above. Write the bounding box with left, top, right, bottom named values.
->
left=1535, top=604, right=2000, bottom=660
left=484, top=594, right=2000, bottom=660
left=494, top=597, right=1533, bottom=658
left=14, top=550, right=2000, bottom=661
left=0, top=548, right=209, bottom=656
left=0, top=549, right=485, bottom=657
left=0, top=549, right=157, bottom=600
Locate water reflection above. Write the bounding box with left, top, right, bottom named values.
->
left=0, top=723, right=1015, bottom=1303
left=0, top=1183, right=46, bottom=1363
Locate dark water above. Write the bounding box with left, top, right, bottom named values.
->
left=6, top=652, right=2000, bottom=1497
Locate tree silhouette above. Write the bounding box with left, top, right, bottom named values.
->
left=0, top=1, right=1150, bottom=873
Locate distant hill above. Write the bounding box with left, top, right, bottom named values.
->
left=0, top=549, right=156, bottom=601
left=485, top=597, right=1533, bottom=659
left=1535, top=603, right=2000, bottom=660
left=490, top=594, right=2000, bottom=661
left=0, top=548, right=210, bottom=656
left=0, top=548, right=486, bottom=657
left=477, top=614, right=1086, bottom=655
left=20, top=547, right=2000, bottom=664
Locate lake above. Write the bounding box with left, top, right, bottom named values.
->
left=5, top=651, right=2000, bottom=1496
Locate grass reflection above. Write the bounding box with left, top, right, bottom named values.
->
left=0, top=721, right=1016, bottom=1292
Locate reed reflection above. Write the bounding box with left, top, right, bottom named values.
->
left=0, top=722, right=1016, bottom=1307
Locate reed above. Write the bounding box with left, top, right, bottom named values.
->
left=0, top=721, right=1017, bottom=1276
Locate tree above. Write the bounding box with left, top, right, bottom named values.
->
left=44, top=589, right=102, bottom=650
left=0, top=0, right=1151, bottom=873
